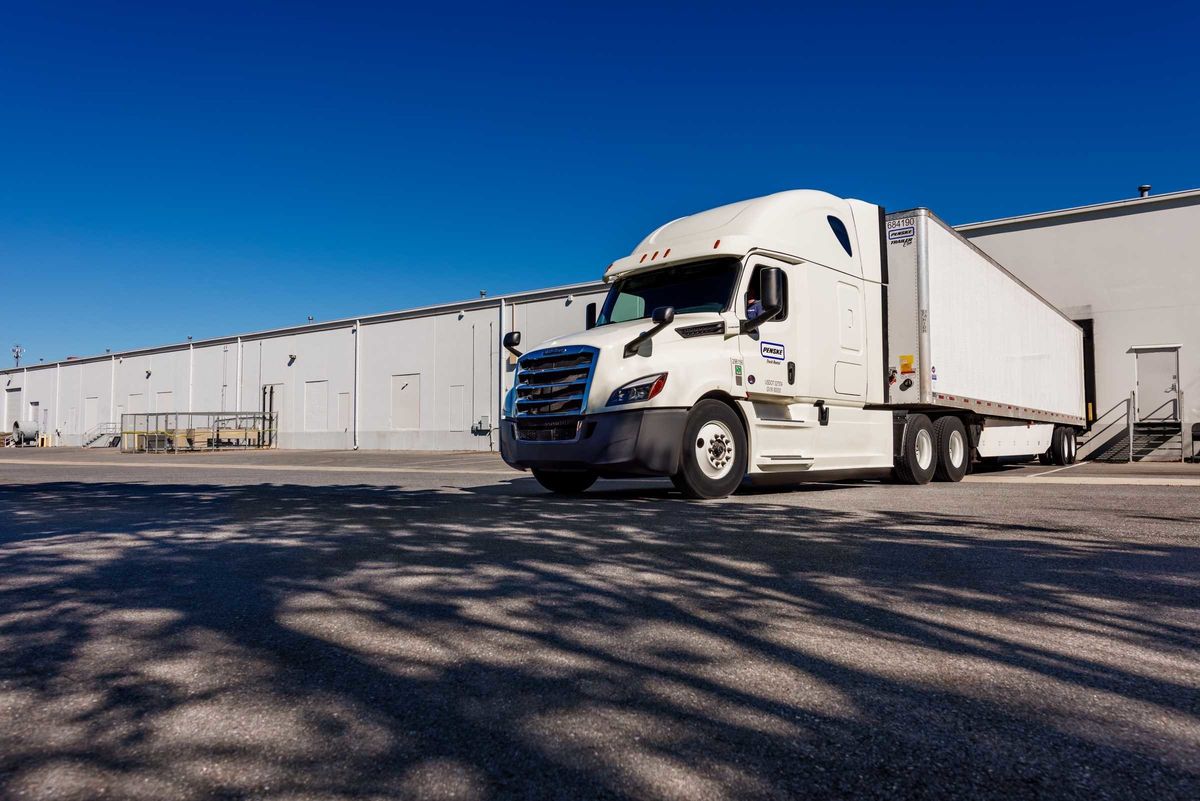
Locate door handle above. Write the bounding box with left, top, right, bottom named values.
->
left=787, top=362, right=796, bottom=385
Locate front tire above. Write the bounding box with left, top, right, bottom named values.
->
left=894, top=413, right=937, bottom=485
left=532, top=469, right=597, bottom=495
left=932, top=416, right=969, bottom=482
left=673, top=400, right=747, bottom=499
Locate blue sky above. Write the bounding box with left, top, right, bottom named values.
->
left=2, top=1, right=1197, bottom=363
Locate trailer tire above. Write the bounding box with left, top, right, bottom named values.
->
left=532, top=469, right=597, bottom=495
left=1049, top=426, right=1077, bottom=466
left=673, top=400, right=747, bottom=499
left=932, top=416, right=969, bottom=482
left=894, top=414, right=937, bottom=485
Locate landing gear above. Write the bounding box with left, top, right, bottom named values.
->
left=671, top=400, right=747, bottom=499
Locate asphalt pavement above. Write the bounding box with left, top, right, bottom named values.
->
left=0, top=449, right=1197, bottom=800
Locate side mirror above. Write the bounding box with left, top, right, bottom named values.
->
left=759, top=267, right=783, bottom=313
left=585, top=302, right=597, bottom=330
left=503, top=331, right=522, bottom=358
left=623, top=306, right=676, bottom=357
left=741, top=267, right=784, bottom=334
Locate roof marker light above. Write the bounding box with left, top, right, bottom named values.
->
left=639, top=253, right=647, bottom=263
left=663, top=248, right=670, bottom=257
left=713, top=239, right=721, bottom=248
left=652, top=250, right=659, bottom=260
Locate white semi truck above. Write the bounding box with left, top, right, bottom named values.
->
left=500, top=191, right=1085, bottom=498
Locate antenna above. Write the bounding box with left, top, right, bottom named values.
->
left=11, top=344, right=24, bottom=368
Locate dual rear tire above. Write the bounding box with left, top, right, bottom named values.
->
left=894, top=414, right=969, bottom=484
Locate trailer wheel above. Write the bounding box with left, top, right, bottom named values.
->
left=895, top=414, right=937, bottom=485
left=932, top=416, right=969, bottom=482
left=1049, top=426, right=1077, bottom=466
left=673, top=400, right=747, bottom=499
left=532, top=469, right=597, bottom=495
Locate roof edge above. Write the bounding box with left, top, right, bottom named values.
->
left=957, top=187, right=1200, bottom=231
left=1, top=278, right=607, bottom=375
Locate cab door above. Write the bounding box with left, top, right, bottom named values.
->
left=739, top=256, right=800, bottom=401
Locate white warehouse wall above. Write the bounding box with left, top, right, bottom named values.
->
left=2, top=282, right=607, bottom=452
left=961, top=191, right=1200, bottom=458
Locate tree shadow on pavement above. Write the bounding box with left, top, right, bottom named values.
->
left=0, top=479, right=1197, bottom=800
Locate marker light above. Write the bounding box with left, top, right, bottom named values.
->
left=607, top=373, right=668, bottom=406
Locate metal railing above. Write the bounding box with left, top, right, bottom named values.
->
left=1077, top=392, right=1135, bottom=462
left=82, top=421, right=121, bottom=447
left=120, top=411, right=278, bottom=453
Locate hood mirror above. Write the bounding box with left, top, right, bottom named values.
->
left=503, top=331, right=523, bottom=358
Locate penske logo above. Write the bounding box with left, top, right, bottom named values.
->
left=760, top=341, right=785, bottom=362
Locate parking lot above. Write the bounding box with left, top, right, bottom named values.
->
left=1, top=449, right=1197, bottom=801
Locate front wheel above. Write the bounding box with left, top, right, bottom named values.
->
left=532, top=469, right=597, bottom=495
left=672, top=400, right=747, bottom=499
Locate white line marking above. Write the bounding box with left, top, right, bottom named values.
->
left=966, top=475, right=1200, bottom=487
left=1032, top=462, right=1087, bottom=478
left=0, top=458, right=517, bottom=476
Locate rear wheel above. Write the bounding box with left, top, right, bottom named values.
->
left=1049, top=426, right=1077, bottom=466
left=894, top=413, right=937, bottom=485
left=932, top=416, right=969, bottom=482
left=532, top=469, right=597, bottom=495
left=673, top=400, right=747, bottom=499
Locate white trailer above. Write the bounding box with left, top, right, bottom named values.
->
left=500, top=191, right=1085, bottom=497
left=883, top=209, right=1085, bottom=470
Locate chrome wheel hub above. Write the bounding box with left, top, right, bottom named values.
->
left=696, top=421, right=736, bottom=479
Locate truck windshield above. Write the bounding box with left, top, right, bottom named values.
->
left=597, top=257, right=741, bottom=326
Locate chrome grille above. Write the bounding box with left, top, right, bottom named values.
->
left=513, top=346, right=597, bottom=439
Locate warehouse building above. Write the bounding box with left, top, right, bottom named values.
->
left=2, top=282, right=605, bottom=452
left=3, top=187, right=1196, bottom=459
left=961, top=187, right=1198, bottom=460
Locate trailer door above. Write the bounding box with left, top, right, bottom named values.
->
left=739, top=257, right=800, bottom=401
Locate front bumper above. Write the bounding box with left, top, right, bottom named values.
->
left=500, top=408, right=687, bottom=477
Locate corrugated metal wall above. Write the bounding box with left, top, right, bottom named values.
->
left=1, top=284, right=607, bottom=451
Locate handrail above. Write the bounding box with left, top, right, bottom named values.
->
left=1138, top=397, right=1179, bottom=423
left=1078, top=394, right=1131, bottom=446
left=82, top=421, right=121, bottom=444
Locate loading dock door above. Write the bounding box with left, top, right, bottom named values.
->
left=84, top=396, right=99, bottom=432
left=304, top=380, right=329, bottom=431
left=4, top=388, right=21, bottom=430
left=391, top=374, right=420, bottom=429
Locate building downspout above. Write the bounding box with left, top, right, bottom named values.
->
left=53, top=363, right=60, bottom=446
left=352, top=320, right=360, bottom=450
left=497, top=298, right=506, bottom=453
left=235, top=337, right=243, bottom=410
left=188, top=342, right=194, bottom=412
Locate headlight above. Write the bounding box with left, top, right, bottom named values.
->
left=607, top=373, right=668, bottom=406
